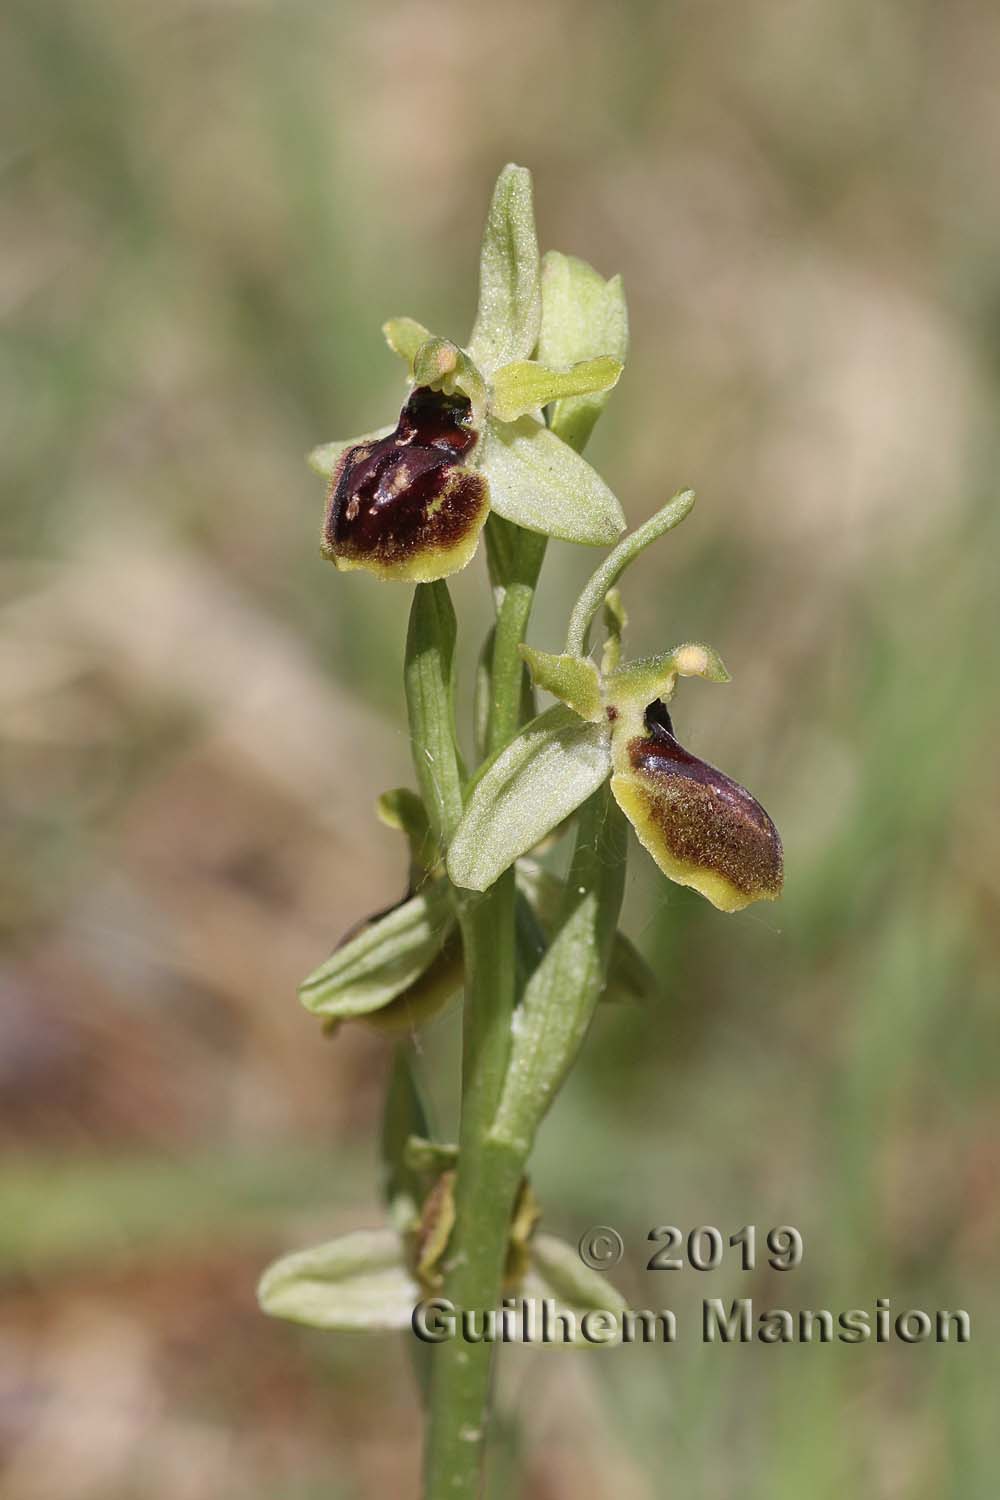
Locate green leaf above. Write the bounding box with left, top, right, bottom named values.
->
left=519, top=646, right=602, bottom=721
left=489, top=357, right=622, bottom=424
left=446, top=705, right=611, bottom=893
left=383, top=316, right=432, bottom=369
left=308, top=426, right=394, bottom=479
left=514, top=859, right=656, bottom=1005
left=490, top=788, right=626, bottom=1155
left=537, top=252, right=629, bottom=452
left=405, top=583, right=466, bottom=846
left=258, top=1229, right=418, bottom=1331
left=468, top=164, right=542, bottom=373
left=298, top=880, right=455, bottom=1019
left=479, top=417, right=626, bottom=545
left=606, top=642, right=730, bottom=706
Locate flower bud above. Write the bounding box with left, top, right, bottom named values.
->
left=610, top=700, right=783, bottom=913
left=322, top=386, right=490, bottom=582
left=358, top=934, right=463, bottom=1035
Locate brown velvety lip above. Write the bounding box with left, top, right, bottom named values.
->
left=324, top=386, right=485, bottom=569
left=627, top=700, right=783, bottom=898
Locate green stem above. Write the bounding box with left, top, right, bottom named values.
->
left=421, top=522, right=544, bottom=1500
left=486, top=518, right=547, bottom=754
left=565, top=488, right=695, bottom=656
left=423, top=883, right=524, bottom=1499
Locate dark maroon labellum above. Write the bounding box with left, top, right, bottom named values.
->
left=323, top=387, right=488, bottom=578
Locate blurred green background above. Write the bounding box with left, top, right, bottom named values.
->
left=2, top=2, right=998, bottom=1496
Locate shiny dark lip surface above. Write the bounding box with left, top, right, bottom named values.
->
left=626, top=699, right=783, bottom=896
left=324, top=386, right=484, bottom=567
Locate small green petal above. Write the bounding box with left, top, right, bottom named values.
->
left=479, top=416, right=626, bottom=546
left=468, top=164, right=542, bottom=373
left=446, top=705, right=612, bottom=893
left=308, top=427, right=393, bottom=478
left=489, top=357, right=623, bottom=424
left=519, top=646, right=603, bottom=722
left=607, top=643, right=731, bottom=707
left=538, top=252, right=629, bottom=451
left=383, top=316, right=433, bottom=369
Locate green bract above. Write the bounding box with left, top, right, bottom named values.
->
left=311, top=166, right=628, bottom=581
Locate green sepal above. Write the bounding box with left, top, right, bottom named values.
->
left=606, top=642, right=730, bottom=708
left=537, top=251, right=628, bottom=452
left=489, top=357, right=622, bottom=424
left=383, top=316, right=433, bottom=370
left=479, top=416, right=626, bottom=545
left=519, top=646, right=603, bottom=722
left=411, top=337, right=486, bottom=418
left=308, top=426, right=393, bottom=479
left=446, top=705, right=612, bottom=893
left=257, top=1228, right=419, bottom=1332
left=468, top=164, right=541, bottom=374
left=298, top=880, right=455, bottom=1020
left=490, top=788, right=626, bottom=1156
